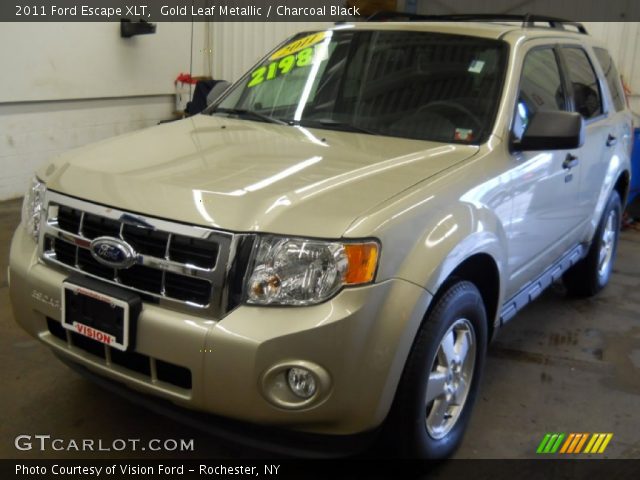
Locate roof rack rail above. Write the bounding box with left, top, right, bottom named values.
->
left=365, top=12, right=588, bottom=34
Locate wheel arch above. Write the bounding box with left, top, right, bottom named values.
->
left=613, top=169, right=630, bottom=207
left=444, top=253, right=501, bottom=343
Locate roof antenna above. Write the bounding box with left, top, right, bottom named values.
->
left=522, top=12, right=532, bottom=28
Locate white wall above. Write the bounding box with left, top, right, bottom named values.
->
left=0, top=22, right=209, bottom=201
left=0, top=96, right=174, bottom=200
left=0, top=22, right=199, bottom=102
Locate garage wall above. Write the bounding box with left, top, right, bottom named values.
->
left=0, top=22, right=209, bottom=201
left=0, top=96, right=174, bottom=200
left=0, top=22, right=199, bottom=102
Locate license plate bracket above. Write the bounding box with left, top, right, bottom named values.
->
left=61, top=275, right=141, bottom=351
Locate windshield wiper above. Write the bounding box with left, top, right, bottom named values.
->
left=211, top=108, right=287, bottom=125
left=295, top=119, right=377, bottom=135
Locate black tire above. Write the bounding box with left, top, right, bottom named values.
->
left=563, top=191, right=622, bottom=297
left=385, top=281, right=487, bottom=458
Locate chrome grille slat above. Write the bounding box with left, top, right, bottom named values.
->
left=161, top=233, right=172, bottom=296
left=39, top=191, right=235, bottom=317
left=78, top=211, right=85, bottom=236
left=75, top=211, right=84, bottom=267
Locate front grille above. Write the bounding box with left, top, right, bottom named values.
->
left=81, top=211, right=121, bottom=239
left=40, top=192, right=235, bottom=313
left=47, top=318, right=192, bottom=390
left=122, top=224, right=169, bottom=258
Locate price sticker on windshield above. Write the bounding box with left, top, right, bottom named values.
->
left=269, top=32, right=328, bottom=60
left=247, top=43, right=328, bottom=88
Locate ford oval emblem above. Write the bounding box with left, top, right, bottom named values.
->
left=89, top=237, right=137, bottom=269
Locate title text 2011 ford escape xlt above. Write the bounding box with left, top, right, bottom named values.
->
left=10, top=17, right=633, bottom=458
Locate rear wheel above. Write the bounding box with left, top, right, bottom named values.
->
left=386, top=281, right=487, bottom=458
left=564, top=191, right=622, bottom=297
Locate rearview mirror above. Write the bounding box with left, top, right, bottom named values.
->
left=513, top=111, right=584, bottom=151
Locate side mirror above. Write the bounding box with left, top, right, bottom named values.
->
left=513, top=111, right=584, bottom=151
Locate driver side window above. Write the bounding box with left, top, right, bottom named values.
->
left=513, top=48, right=567, bottom=141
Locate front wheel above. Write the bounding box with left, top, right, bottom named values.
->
left=385, top=281, right=487, bottom=458
left=564, top=191, right=622, bottom=297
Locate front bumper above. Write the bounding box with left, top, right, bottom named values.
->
left=9, top=225, right=432, bottom=435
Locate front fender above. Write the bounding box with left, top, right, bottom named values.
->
left=398, top=204, right=507, bottom=296
left=344, top=148, right=511, bottom=326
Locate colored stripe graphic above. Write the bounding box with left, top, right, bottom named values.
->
left=584, top=434, right=598, bottom=453
left=568, top=433, right=582, bottom=453
left=536, top=433, right=565, bottom=453
left=584, top=433, right=613, bottom=454
left=550, top=433, right=565, bottom=453
left=538, top=433, right=613, bottom=454
left=598, top=433, right=613, bottom=453
left=544, top=434, right=558, bottom=453
left=574, top=433, right=589, bottom=453
left=537, top=434, right=552, bottom=453
left=559, top=433, right=575, bottom=453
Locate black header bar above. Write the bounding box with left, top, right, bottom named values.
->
left=4, top=459, right=640, bottom=480
left=1, top=0, right=639, bottom=22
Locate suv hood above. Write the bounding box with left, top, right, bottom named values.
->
left=40, top=115, right=478, bottom=237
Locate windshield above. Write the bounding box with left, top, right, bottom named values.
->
left=211, top=29, right=507, bottom=144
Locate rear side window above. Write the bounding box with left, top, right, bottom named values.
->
left=562, top=47, right=603, bottom=119
left=593, top=47, right=626, bottom=112
left=513, top=48, right=567, bottom=141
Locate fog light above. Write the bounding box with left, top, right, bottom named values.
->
left=287, top=368, right=317, bottom=399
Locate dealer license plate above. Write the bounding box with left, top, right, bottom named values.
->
left=61, top=282, right=131, bottom=351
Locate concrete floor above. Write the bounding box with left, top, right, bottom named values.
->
left=1, top=197, right=639, bottom=459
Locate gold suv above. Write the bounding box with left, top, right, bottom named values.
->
left=10, top=15, right=633, bottom=457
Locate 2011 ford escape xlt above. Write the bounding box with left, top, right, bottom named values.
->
left=9, top=17, right=633, bottom=458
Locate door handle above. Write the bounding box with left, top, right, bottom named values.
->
left=563, top=153, right=579, bottom=170
left=606, top=134, right=617, bottom=147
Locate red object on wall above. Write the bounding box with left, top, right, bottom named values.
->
left=175, top=73, right=198, bottom=85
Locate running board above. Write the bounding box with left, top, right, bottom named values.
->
left=500, top=244, right=587, bottom=324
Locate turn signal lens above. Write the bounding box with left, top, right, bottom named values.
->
left=244, top=236, right=380, bottom=306
left=344, top=243, right=379, bottom=284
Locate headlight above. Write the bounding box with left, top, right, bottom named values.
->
left=21, top=177, right=46, bottom=242
left=244, top=236, right=379, bottom=306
